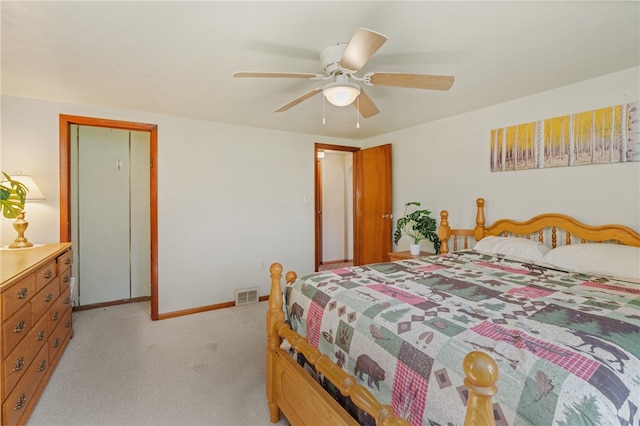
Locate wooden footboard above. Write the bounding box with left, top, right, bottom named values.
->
left=266, top=263, right=499, bottom=426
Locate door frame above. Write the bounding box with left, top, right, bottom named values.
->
left=59, top=115, right=159, bottom=320
left=314, top=143, right=359, bottom=271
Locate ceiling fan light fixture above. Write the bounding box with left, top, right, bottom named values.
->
left=323, top=82, right=360, bottom=107
left=234, top=28, right=453, bottom=118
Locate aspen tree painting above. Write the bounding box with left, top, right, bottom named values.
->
left=490, top=101, right=639, bottom=172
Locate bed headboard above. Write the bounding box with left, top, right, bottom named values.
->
left=438, top=210, right=476, bottom=253
left=438, top=197, right=640, bottom=254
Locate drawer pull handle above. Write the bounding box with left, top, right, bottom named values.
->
left=45, top=293, right=53, bottom=302
left=65, top=320, right=72, bottom=328
left=63, top=275, right=70, bottom=283
left=15, top=393, right=26, bottom=411
left=37, top=330, right=46, bottom=341
left=51, top=312, right=59, bottom=321
left=13, top=357, right=25, bottom=372
left=53, top=338, right=61, bottom=348
left=17, top=288, right=28, bottom=299
left=64, top=297, right=71, bottom=305
left=14, top=321, right=26, bottom=333
left=44, top=270, right=52, bottom=279
left=38, top=359, right=47, bottom=372
left=64, top=257, right=71, bottom=265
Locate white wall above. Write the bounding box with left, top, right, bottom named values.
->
left=0, top=95, right=357, bottom=314
left=364, top=67, right=640, bottom=251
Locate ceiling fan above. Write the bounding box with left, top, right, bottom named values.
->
left=234, top=28, right=455, bottom=119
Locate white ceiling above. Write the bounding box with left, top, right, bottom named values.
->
left=2, top=1, right=638, bottom=140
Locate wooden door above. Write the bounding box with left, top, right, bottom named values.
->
left=353, top=144, right=393, bottom=265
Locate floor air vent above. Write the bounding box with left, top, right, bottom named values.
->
left=235, top=288, right=259, bottom=306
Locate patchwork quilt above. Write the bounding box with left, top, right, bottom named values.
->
left=282, top=251, right=640, bottom=426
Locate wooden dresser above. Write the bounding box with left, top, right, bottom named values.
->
left=0, top=243, right=73, bottom=425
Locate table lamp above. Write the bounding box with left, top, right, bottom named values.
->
left=7, top=172, right=45, bottom=249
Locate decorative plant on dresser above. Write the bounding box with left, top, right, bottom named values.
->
left=393, top=201, right=441, bottom=255
left=0, top=243, right=74, bottom=424
left=1, top=171, right=36, bottom=248
left=0, top=172, right=27, bottom=218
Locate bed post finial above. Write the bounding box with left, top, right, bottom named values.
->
left=474, top=198, right=486, bottom=241
left=270, top=262, right=283, bottom=275
left=438, top=210, right=451, bottom=254
left=463, top=351, right=499, bottom=426
left=285, top=270, right=297, bottom=285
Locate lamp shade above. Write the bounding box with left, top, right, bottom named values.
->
left=323, top=82, right=361, bottom=107
left=9, top=173, right=45, bottom=201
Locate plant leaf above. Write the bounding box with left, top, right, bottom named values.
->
left=0, top=172, right=28, bottom=218
left=394, top=201, right=441, bottom=252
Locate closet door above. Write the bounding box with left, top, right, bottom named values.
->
left=130, top=131, right=150, bottom=298
left=74, top=126, right=150, bottom=305
left=78, top=127, right=130, bottom=304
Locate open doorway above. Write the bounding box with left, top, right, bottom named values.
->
left=314, top=143, right=358, bottom=271
left=315, top=143, right=393, bottom=271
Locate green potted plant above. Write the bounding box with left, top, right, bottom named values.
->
left=0, top=172, right=27, bottom=218
left=393, top=201, right=441, bottom=255
left=1, top=172, right=32, bottom=248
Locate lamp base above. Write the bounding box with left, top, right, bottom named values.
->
left=9, top=211, right=33, bottom=249
left=9, top=240, right=34, bottom=249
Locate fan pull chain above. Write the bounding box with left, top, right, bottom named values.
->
left=356, top=97, right=360, bottom=129
left=322, top=96, right=326, bottom=125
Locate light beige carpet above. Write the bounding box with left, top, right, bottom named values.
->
left=28, top=301, right=289, bottom=426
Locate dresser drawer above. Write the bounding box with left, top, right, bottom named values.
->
left=1, top=275, right=36, bottom=322
left=59, top=267, right=72, bottom=294
left=2, top=303, right=33, bottom=357
left=2, top=344, right=49, bottom=426
left=56, top=249, right=73, bottom=275
left=49, top=309, right=72, bottom=361
left=31, top=279, right=60, bottom=322
left=1, top=316, right=47, bottom=400
left=35, top=260, right=57, bottom=292
left=47, top=292, right=71, bottom=333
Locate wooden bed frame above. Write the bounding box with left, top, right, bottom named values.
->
left=267, top=197, right=640, bottom=426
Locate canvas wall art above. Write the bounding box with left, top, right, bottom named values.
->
left=490, top=101, right=639, bottom=172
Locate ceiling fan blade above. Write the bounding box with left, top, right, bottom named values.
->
left=274, top=88, right=322, bottom=112
left=369, top=73, right=455, bottom=91
left=339, top=28, right=388, bottom=72
left=354, top=89, right=379, bottom=118
left=234, top=72, right=321, bottom=79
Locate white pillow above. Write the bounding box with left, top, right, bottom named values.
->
left=474, top=236, right=551, bottom=262
left=542, top=244, right=640, bottom=281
